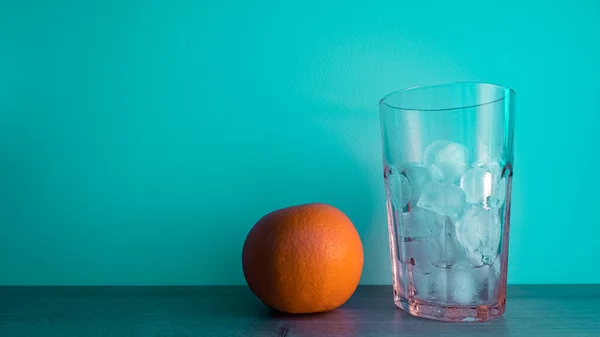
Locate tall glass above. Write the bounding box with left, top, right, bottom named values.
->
left=379, top=82, right=515, bottom=322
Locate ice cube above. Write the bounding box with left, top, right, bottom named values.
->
left=436, top=231, right=470, bottom=268
left=436, top=142, right=469, bottom=181
left=388, top=166, right=411, bottom=210
left=424, top=140, right=469, bottom=182
left=465, top=162, right=505, bottom=209
left=409, top=268, right=433, bottom=299
left=400, top=237, right=442, bottom=273
left=460, top=167, right=494, bottom=205
left=448, top=264, right=489, bottom=305
left=404, top=166, right=431, bottom=204
left=402, top=207, right=444, bottom=238
left=428, top=164, right=445, bottom=182
left=455, top=208, right=501, bottom=264
left=487, top=176, right=507, bottom=209
left=424, top=140, right=450, bottom=167
left=488, top=258, right=502, bottom=299
left=429, top=267, right=448, bottom=300
left=417, top=182, right=466, bottom=218
left=423, top=140, right=451, bottom=182
left=449, top=269, right=477, bottom=304
left=485, top=162, right=503, bottom=179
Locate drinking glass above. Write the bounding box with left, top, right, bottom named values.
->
left=379, top=82, right=515, bottom=322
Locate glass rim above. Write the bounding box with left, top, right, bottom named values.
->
left=379, top=81, right=516, bottom=112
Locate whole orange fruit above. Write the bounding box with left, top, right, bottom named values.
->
left=242, top=203, right=364, bottom=314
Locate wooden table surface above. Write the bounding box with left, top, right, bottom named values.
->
left=1, top=285, right=599, bottom=336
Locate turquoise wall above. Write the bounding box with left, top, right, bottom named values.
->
left=1, top=0, right=599, bottom=285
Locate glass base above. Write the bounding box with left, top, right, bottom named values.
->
left=395, top=296, right=505, bottom=322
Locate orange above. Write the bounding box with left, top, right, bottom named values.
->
left=242, top=203, right=364, bottom=314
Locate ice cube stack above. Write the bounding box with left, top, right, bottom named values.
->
left=390, top=140, right=507, bottom=305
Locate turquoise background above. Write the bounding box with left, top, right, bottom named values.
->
left=1, top=0, right=599, bottom=285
